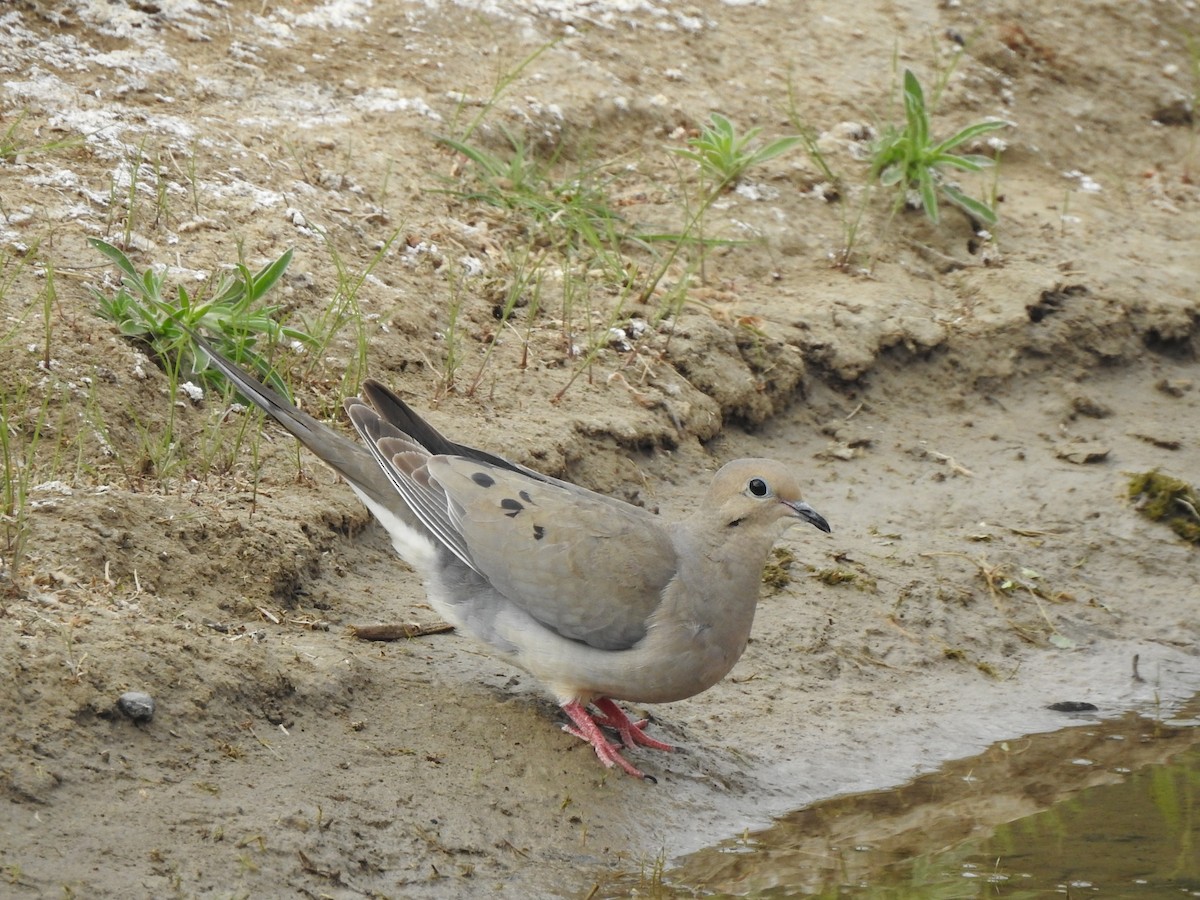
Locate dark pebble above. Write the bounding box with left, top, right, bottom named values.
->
left=117, top=691, right=156, bottom=722
left=1047, top=701, right=1098, bottom=713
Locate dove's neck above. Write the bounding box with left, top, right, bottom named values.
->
left=676, top=516, right=782, bottom=608
left=618, top=519, right=782, bottom=701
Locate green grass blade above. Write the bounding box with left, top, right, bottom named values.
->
left=87, top=238, right=141, bottom=284
left=902, top=69, right=929, bottom=149
left=933, top=119, right=1009, bottom=154
left=749, top=135, right=803, bottom=166
left=709, top=112, right=734, bottom=138
left=934, top=152, right=989, bottom=173
left=670, top=148, right=705, bottom=165
left=941, top=183, right=998, bottom=226
left=244, top=248, right=289, bottom=301
left=437, top=135, right=507, bottom=178
left=918, top=170, right=939, bottom=223
left=879, top=163, right=904, bottom=187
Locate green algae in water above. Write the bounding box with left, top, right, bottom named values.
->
left=1128, top=470, right=1200, bottom=544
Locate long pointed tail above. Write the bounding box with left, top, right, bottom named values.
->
left=192, top=334, right=397, bottom=507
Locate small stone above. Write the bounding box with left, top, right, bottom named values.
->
left=117, top=691, right=156, bottom=723
left=1048, top=701, right=1098, bottom=713
left=1156, top=378, right=1193, bottom=398
left=1054, top=442, right=1109, bottom=465
left=816, top=442, right=862, bottom=461
left=1070, top=395, right=1111, bottom=419
left=1151, top=93, right=1193, bottom=127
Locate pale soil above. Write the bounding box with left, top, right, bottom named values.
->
left=1, top=1, right=1198, bottom=897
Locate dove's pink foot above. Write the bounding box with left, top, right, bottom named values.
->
left=561, top=700, right=661, bottom=781
left=592, top=697, right=675, bottom=752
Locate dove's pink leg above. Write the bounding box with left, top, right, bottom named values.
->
left=592, top=697, right=675, bottom=752
left=561, top=700, right=653, bottom=780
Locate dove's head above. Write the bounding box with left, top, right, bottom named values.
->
left=707, top=458, right=831, bottom=534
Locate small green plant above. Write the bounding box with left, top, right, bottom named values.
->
left=464, top=246, right=545, bottom=397
left=671, top=112, right=801, bottom=190
left=167, top=140, right=203, bottom=218
left=440, top=127, right=543, bottom=198
left=437, top=124, right=652, bottom=402
left=89, top=239, right=310, bottom=398
left=439, top=38, right=634, bottom=270
left=448, top=39, right=560, bottom=144
left=3, top=420, right=88, bottom=593
left=0, top=114, right=82, bottom=223
left=600, top=115, right=784, bottom=309
left=0, top=390, right=44, bottom=596
left=1183, top=33, right=1200, bottom=180
left=786, top=75, right=872, bottom=269
left=307, top=227, right=404, bottom=407
left=551, top=274, right=637, bottom=404
left=0, top=251, right=82, bottom=595
left=0, top=110, right=83, bottom=163
left=437, top=128, right=636, bottom=272
left=657, top=113, right=800, bottom=287
left=870, top=69, right=1008, bottom=226
left=435, top=273, right=469, bottom=400
left=437, top=65, right=805, bottom=401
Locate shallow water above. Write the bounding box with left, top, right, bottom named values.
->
left=595, top=696, right=1200, bottom=897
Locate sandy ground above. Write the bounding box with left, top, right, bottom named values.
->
left=1, top=0, right=1198, bottom=897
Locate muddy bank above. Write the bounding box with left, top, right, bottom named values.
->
left=2, top=0, right=1199, bottom=897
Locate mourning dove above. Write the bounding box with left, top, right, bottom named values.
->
left=196, top=339, right=831, bottom=780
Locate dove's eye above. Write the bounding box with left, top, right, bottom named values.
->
left=748, top=478, right=768, bottom=497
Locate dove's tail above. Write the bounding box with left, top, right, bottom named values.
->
left=191, top=333, right=399, bottom=507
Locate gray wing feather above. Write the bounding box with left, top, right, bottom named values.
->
left=345, top=403, right=477, bottom=572
left=428, top=456, right=679, bottom=650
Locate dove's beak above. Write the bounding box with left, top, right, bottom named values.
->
left=787, top=500, right=831, bottom=533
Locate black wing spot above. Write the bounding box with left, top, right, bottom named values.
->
left=471, top=471, right=496, bottom=488
left=519, top=489, right=533, bottom=503
left=533, top=524, right=545, bottom=541
left=500, top=498, right=524, bottom=517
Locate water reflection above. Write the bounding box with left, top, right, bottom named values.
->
left=594, top=698, right=1200, bottom=897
